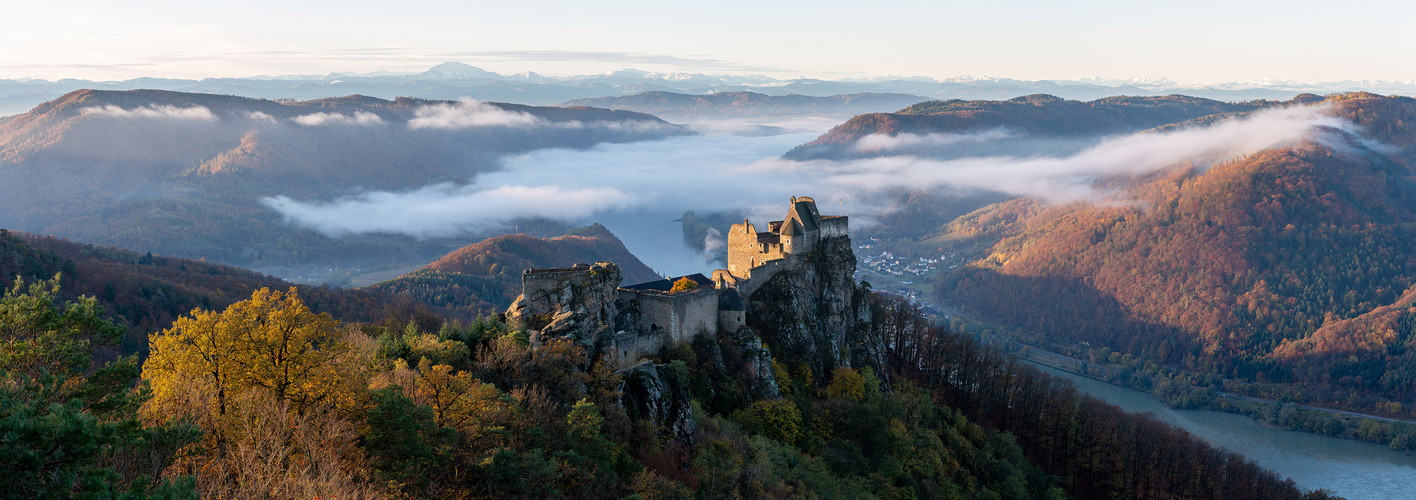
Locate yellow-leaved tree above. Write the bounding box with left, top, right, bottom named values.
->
left=141, top=287, right=377, bottom=497
left=144, top=287, right=347, bottom=420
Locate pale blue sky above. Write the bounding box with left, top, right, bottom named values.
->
left=4, top=0, right=1410, bottom=82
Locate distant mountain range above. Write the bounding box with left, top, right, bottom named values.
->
left=0, top=89, right=685, bottom=275
left=563, top=91, right=929, bottom=122
left=8, top=61, right=1416, bottom=117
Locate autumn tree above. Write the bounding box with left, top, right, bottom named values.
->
left=669, top=277, right=697, bottom=293
left=143, top=287, right=348, bottom=421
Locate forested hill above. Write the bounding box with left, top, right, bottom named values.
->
left=563, top=90, right=927, bottom=122
left=0, top=228, right=441, bottom=356
left=3, top=235, right=1333, bottom=499
left=0, top=89, right=686, bottom=271
left=369, top=224, right=661, bottom=315
left=933, top=92, right=1416, bottom=421
left=784, top=93, right=1293, bottom=160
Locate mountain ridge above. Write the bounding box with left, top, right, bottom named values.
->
left=0, top=89, right=686, bottom=275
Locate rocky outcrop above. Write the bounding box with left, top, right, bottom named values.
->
left=728, top=328, right=781, bottom=399
left=619, top=361, right=696, bottom=440
left=504, top=262, right=622, bottom=347
left=745, top=236, right=876, bottom=376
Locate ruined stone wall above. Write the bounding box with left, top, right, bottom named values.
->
left=625, top=286, right=719, bottom=344
left=718, top=309, right=745, bottom=332
left=735, top=257, right=788, bottom=297
left=727, top=223, right=787, bottom=277
left=727, top=222, right=758, bottom=276
left=820, top=216, right=849, bottom=238
left=504, top=262, right=622, bottom=346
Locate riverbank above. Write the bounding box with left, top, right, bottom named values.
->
left=1027, top=360, right=1416, bottom=500
left=1006, top=340, right=1416, bottom=452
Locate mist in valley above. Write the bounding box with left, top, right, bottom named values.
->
left=263, top=103, right=1366, bottom=278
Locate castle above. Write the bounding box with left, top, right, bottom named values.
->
left=505, top=196, right=850, bottom=358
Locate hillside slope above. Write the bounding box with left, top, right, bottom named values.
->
left=0, top=89, right=685, bottom=273
left=932, top=93, right=1416, bottom=415
left=785, top=94, right=1285, bottom=160
left=369, top=224, right=660, bottom=314
left=0, top=229, right=443, bottom=357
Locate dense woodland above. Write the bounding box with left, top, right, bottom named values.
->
left=0, top=228, right=1334, bottom=498
left=932, top=94, right=1416, bottom=421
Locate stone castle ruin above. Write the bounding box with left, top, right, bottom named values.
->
left=504, top=196, right=856, bottom=361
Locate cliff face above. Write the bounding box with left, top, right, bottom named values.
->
left=744, top=236, right=875, bottom=376
left=504, top=262, right=623, bottom=347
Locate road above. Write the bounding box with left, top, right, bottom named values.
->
left=1216, top=392, right=1416, bottom=424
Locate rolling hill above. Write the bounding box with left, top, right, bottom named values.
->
left=0, top=89, right=686, bottom=275
left=0, top=229, right=445, bottom=358
left=784, top=94, right=1287, bottom=160
left=926, top=92, right=1416, bottom=416
left=369, top=224, right=660, bottom=315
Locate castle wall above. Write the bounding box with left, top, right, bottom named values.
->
left=820, top=216, right=849, bottom=238
left=623, top=286, right=719, bottom=345
left=613, top=330, right=668, bottom=361
left=718, top=310, right=745, bottom=332
left=517, top=264, right=600, bottom=317
left=735, top=258, right=788, bottom=297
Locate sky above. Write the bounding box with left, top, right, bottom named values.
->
left=5, top=0, right=1413, bottom=83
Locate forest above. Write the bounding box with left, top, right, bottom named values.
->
left=0, top=235, right=1336, bottom=498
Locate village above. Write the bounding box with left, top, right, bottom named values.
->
left=851, top=236, right=965, bottom=319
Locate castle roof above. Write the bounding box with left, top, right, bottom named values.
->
left=792, top=201, right=819, bottom=232
left=781, top=219, right=801, bottom=236
left=622, top=273, right=713, bottom=293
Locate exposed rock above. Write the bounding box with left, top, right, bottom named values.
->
left=745, top=236, right=876, bottom=375
left=618, top=360, right=696, bottom=440
left=729, top=328, right=780, bottom=399
left=504, top=261, right=622, bottom=347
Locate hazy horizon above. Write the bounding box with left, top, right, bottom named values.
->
left=6, top=0, right=1414, bottom=83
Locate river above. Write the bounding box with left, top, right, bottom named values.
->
left=1028, top=362, right=1416, bottom=499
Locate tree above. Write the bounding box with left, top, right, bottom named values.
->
left=362, top=386, right=455, bottom=489
left=0, top=275, right=196, bottom=499
left=142, top=287, right=347, bottom=422
left=669, top=277, right=698, bottom=294
left=730, top=399, right=803, bottom=445
left=0, top=274, right=123, bottom=378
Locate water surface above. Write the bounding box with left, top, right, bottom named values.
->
left=1029, top=362, right=1416, bottom=499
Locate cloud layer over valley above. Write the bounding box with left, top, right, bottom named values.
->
left=265, top=104, right=1358, bottom=236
